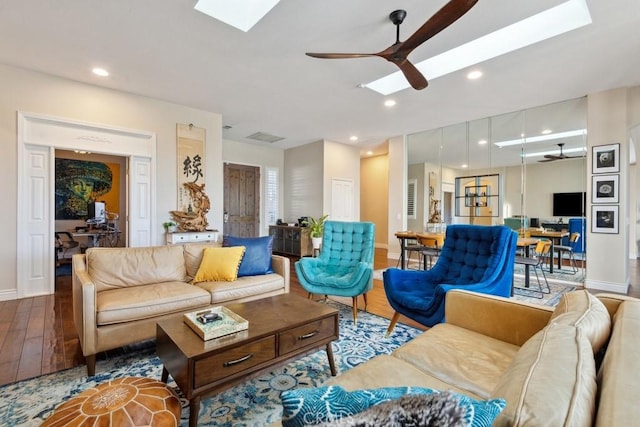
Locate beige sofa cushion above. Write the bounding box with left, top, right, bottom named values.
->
left=325, top=354, right=485, bottom=400
left=87, top=246, right=186, bottom=292
left=392, top=323, right=520, bottom=399
left=195, top=273, right=285, bottom=304
left=549, top=290, right=611, bottom=353
left=491, top=322, right=596, bottom=427
left=96, top=281, right=211, bottom=325
left=596, top=300, right=640, bottom=427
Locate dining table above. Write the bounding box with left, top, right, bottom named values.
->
left=528, top=229, right=569, bottom=273
left=395, top=231, right=445, bottom=270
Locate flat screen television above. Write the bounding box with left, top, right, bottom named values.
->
left=552, top=192, right=586, bottom=217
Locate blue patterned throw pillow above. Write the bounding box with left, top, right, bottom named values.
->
left=280, top=385, right=506, bottom=427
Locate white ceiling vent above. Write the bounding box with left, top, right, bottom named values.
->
left=246, top=132, right=285, bottom=143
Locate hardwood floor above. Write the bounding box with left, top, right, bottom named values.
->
left=0, top=250, right=638, bottom=387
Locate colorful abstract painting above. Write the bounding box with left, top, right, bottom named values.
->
left=55, top=158, right=119, bottom=220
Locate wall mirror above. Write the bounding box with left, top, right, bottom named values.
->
left=407, top=97, right=587, bottom=276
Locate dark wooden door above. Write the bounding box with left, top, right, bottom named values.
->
left=223, top=163, right=260, bottom=237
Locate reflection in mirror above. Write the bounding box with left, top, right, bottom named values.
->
left=407, top=97, right=587, bottom=277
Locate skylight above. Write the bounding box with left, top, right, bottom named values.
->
left=494, top=129, right=587, bottom=148
left=364, top=0, right=592, bottom=95
left=194, top=0, right=280, bottom=32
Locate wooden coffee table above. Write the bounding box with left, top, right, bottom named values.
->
left=156, top=293, right=339, bottom=427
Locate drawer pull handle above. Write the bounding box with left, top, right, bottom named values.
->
left=298, top=330, right=319, bottom=340
left=223, top=353, right=253, bottom=367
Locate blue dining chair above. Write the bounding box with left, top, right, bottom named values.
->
left=295, top=221, right=375, bottom=324
left=384, top=224, right=517, bottom=334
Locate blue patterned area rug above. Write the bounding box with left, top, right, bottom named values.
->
left=0, top=302, right=421, bottom=427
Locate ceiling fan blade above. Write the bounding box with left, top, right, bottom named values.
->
left=306, top=52, right=377, bottom=59
left=395, top=59, right=428, bottom=90
left=538, top=158, right=556, bottom=163
left=399, top=0, right=479, bottom=55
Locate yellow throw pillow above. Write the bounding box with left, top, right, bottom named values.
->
left=192, top=246, right=246, bottom=283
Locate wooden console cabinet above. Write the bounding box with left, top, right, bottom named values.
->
left=269, top=225, right=312, bottom=257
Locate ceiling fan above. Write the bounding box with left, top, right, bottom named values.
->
left=306, top=0, right=479, bottom=90
left=538, top=143, right=584, bottom=162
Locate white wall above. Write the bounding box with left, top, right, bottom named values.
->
left=0, top=63, right=222, bottom=297
left=586, top=88, right=629, bottom=293
left=283, top=140, right=324, bottom=222
left=282, top=139, right=361, bottom=224
left=495, top=159, right=587, bottom=222
left=222, top=138, right=285, bottom=235
left=323, top=140, right=361, bottom=221
left=387, top=136, right=406, bottom=260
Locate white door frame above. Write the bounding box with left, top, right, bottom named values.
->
left=17, top=112, right=156, bottom=298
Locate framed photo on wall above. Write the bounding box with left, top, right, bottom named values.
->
left=592, top=143, right=620, bottom=174
left=592, top=174, right=619, bottom=204
left=592, top=205, right=619, bottom=234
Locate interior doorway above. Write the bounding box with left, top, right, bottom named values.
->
left=17, top=112, right=156, bottom=299
left=54, top=150, right=128, bottom=266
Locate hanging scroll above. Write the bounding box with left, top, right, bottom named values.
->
left=176, top=123, right=206, bottom=213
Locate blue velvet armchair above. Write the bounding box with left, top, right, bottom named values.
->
left=295, top=221, right=375, bottom=323
left=384, top=224, right=517, bottom=334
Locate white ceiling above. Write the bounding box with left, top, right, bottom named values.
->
left=0, top=0, right=639, bottom=159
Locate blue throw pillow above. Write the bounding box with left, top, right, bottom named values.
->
left=223, top=235, right=273, bottom=277
left=280, top=385, right=506, bottom=427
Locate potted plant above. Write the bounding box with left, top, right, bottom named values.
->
left=305, top=215, right=328, bottom=250
left=163, top=221, right=177, bottom=233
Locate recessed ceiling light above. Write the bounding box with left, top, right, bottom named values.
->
left=364, top=0, right=591, bottom=95
left=478, top=139, right=487, bottom=145
left=461, top=164, right=468, bottom=168
left=194, top=0, right=279, bottom=32
left=350, top=136, right=358, bottom=141
left=494, top=129, right=586, bottom=148
left=92, top=68, right=109, bottom=77
left=467, top=70, right=483, bottom=80
left=541, top=129, right=552, bottom=135
left=384, top=99, right=397, bottom=107
left=366, top=151, right=374, bottom=156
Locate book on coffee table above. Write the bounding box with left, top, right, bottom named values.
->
left=183, top=306, right=249, bottom=341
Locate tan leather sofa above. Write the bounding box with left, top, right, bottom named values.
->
left=72, top=243, right=290, bottom=376
left=274, top=289, right=638, bottom=426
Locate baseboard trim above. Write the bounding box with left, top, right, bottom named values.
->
left=0, top=289, right=18, bottom=302
left=585, top=278, right=629, bottom=294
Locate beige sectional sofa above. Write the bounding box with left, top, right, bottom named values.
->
left=276, top=289, right=638, bottom=426
left=72, top=243, right=289, bottom=375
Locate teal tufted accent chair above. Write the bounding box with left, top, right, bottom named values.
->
left=295, top=221, right=375, bottom=324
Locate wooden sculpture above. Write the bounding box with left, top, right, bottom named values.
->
left=170, top=182, right=210, bottom=231
left=428, top=198, right=442, bottom=223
